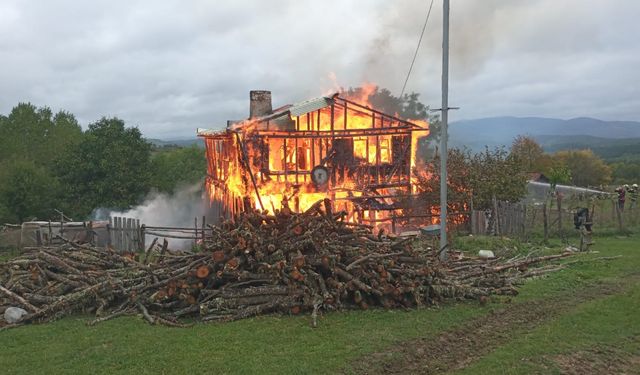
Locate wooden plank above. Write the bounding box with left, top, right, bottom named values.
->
left=119, top=217, right=124, bottom=252
left=108, top=217, right=113, bottom=248
left=126, top=218, right=132, bottom=251
left=117, top=217, right=122, bottom=251
left=136, top=219, right=141, bottom=250
left=112, top=217, right=117, bottom=250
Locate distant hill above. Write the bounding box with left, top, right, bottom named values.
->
left=146, top=138, right=203, bottom=148
left=145, top=116, right=640, bottom=161
left=534, top=135, right=640, bottom=162
left=449, top=116, right=640, bottom=151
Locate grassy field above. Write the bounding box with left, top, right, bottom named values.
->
left=1, top=232, right=639, bottom=374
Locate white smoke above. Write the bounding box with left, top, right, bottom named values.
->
left=95, top=183, right=207, bottom=250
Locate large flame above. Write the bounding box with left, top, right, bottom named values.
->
left=205, top=84, right=441, bottom=231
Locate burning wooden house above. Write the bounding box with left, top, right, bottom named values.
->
left=197, top=89, right=429, bottom=231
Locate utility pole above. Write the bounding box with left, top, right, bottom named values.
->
left=439, top=0, right=450, bottom=261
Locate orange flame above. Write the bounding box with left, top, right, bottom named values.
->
left=204, top=84, right=439, bottom=231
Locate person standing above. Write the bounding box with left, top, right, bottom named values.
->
left=615, top=186, right=626, bottom=212
left=629, top=183, right=638, bottom=209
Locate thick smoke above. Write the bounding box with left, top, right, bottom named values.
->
left=95, top=183, right=207, bottom=250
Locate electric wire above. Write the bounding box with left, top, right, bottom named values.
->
left=399, top=0, right=435, bottom=98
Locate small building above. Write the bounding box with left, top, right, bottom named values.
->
left=528, top=172, right=550, bottom=184
left=197, top=90, right=429, bottom=230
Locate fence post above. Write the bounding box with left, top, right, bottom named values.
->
left=543, top=202, right=549, bottom=243
left=140, top=224, right=146, bottom=251
left=117, top=217, right=123, bottom=251
left=492, top=194, right=500, bottom=236
left=126, top=218, right=133, bottom=251
left=521, top=204, right=527, bottom=239
left=202, top=216, right=206, bottom=245
left=557, top=194, right=563, bottom=236
left=615, top=202, right=624, bottom=232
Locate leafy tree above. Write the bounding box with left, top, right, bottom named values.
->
left=510, top=136, right=552, bottom=173
left=547, top=165, right=571, bottom=190
left=414, top=148, right=471, bottom=209
left=0, top=103, right=82, bottom=222
left=0, top=159, right=58, bottom=222
left=150, top=145, right=206, bottom=193
left=413, top=146, right=528, bottom=212
left=57, top=117, right=153, bottom=217
left=468, top=147, right=529, bottom=209
left=552, top=149, right=612, bottom=187
left=0, top=103, right=82, bottom=167
left=610, top=162, right=640, bottom=184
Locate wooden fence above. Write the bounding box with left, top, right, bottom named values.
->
left=469, top=197, right=640, bottom=239
left=470, top=203, right=526, bottom=237
left=108, top=217, right=143, bottom=252
left=106, top=216, right=214, bottom=252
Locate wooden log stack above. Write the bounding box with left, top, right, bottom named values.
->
left=0, top=199, right=574, bottom=329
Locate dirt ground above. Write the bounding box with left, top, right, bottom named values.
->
left=348, top=274, right=639, bottom=374
left=550, top=344, right=640, bottom=375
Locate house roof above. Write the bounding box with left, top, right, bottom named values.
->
left=196, top=92, right=426, bottom=137
left=528, top=172, right=550, bottom=183
left=196, top=94, right=338, bottom=136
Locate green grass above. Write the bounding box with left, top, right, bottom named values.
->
left=454, top=284, right=640, bottom=375
left=1, top=234, right=639, bottom=374
left=1, top=302, right=486, bottom=374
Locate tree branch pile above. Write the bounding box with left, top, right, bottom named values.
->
left=1, top=199, right=575, bottom=328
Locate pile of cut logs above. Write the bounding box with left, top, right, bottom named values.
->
left=0, top=199, right=573, bottom=329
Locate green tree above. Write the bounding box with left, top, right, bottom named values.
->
left=552, top=149, right=612, bottom=187
left=547, top=165, right=571, bottom=190
left=0, top=103, right=82, bottom=223
left=57, top=117, right=153, bottom=217
left=150, top=145, right=206, bottom=193
left=0, top=159, right=57, bottom=222
left=413, top=146, right=528, bottom=213
left=414, top=148, right=471, bottom=208
left=610, top=161, right=640, bottom=184
left=468, top=147, right=529, bottom=209
left=0, top=103, right=82, bottom=166
left=510, top=135, right=553, bottom=173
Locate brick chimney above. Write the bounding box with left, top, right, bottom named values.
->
left=249, top=90, right=272, bottom=119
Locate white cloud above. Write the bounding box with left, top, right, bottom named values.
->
left=0, top=0, right=638, bottom=137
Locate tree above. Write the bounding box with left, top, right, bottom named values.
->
left=0, top=103, right=82, bottom=223
left=0, top=159, right=58, bottom=222
left=468, top=147, right=529, bottom=209
left=510, top=136, right=552, bottom=173
left=57, top=117, right=153, bottom=217
left=552, top=149, right=612, bottom=187
left=413, top=146, right=529, bottom=213
left=0, top=103, right=82, bottom=167
left=413, top=148, right=471, bottom=213
left=547, top=165, right=571, bottom=190
left=610, top=161, right=640, bottom=184
left=150, top=145, right=206, bottom=193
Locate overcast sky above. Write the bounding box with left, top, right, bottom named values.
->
left=1, top=0, right=638, bottom=138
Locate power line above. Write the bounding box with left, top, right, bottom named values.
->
left=399, top=0, right=435, bottom=99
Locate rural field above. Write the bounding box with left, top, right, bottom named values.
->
left=1, top=232, right=638, bottom=375
left=2, top=1, right=640, bottom=375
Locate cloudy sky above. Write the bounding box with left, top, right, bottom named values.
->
left=1, top=0, right=638, bottom=138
